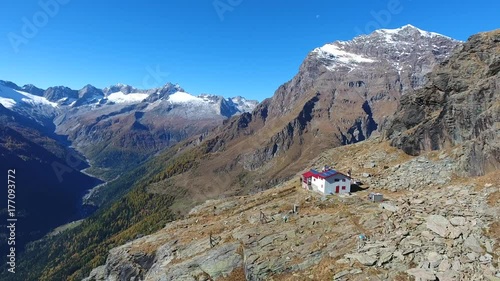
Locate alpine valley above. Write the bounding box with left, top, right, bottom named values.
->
left=1, top=25, right=498, bottom=281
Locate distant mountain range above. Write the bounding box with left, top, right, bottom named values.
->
left=0, top=81, right=257, bottom=115
left=0, top=80, right=258, bottom=179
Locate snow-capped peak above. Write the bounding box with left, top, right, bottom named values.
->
left=230, top=96, right=259, bottom=113
left=375, top=24, right=452, bottom=40
left=310, top=24, right=459, bottom=73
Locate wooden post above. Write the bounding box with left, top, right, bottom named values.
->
left=210, top=232, right=221, bottom=248
left=260, top=211, right=269, bottom=224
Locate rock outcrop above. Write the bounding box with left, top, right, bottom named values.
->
left=386, top=29, right=500, bottom=176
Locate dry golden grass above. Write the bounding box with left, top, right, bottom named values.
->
left=485, top=221, right=500, bottom=269
left=393, top=272, right=412, bottom=281
left=488, top=190, right=500, bottom=207
left=301, top=256, right=341, bottom=281
left=218, top=266, right=247, bottom=281
left=486, top=222, right=500, bottom=243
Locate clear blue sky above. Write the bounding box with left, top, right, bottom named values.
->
left=1, top=0, right=498, bottom=101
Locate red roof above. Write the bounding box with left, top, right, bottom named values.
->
left=302, top=171, right=316, bottom=178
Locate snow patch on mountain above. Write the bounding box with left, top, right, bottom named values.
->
left=0, top=97, right=16, bottom=108
left=314, top=44, right=376, bottom=64
left=107, top=91, right=149, bottom=103
left=0, top=84, right=58, bottom=108
left=167, top=91, right=203, bottom=103
left=313, top=43, right=376, bottom=71
left=21, top=91, right=59, bottom=107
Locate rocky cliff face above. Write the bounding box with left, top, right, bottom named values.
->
left=385, top=29, right=500, bottom=176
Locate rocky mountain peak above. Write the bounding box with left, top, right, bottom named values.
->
left=103, top=83, right=139, bottom=95
left=79, top=84, right=100, bottom=95
left=160, top=82, right=183, bottom=93
left=73, top=85, right=104, bottom=107
left=230, top=96, right=259, bottom=113
left=265, top=24, right=460, bottom=150
left=44, top=86, right=79, bottom=102
left=0, top=80, right=21, bottom=90
left=21, top=84, right=45, bottom=96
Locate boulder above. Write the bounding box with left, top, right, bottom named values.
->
left=436, top=270, right=459, bottom=281
left=447, top=226, right=462, bottom=239
left=333, top=270, right=349, bottom=280
left=464, top=235, right=484, bottom=253
left=450, top=216, right=466, bottom=226
left=406, top=268, right=436, bottom=280
left=438, top=259, right=451, bottom=272
left=345, top=253, right=377, bottom=266
left=378, top=251, right=393, bottom=266
left=364, top=162, right=376, bottom=168
left=427, top=252, right=442, bottom=268
left=426, top=215, right=451, bottom=237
